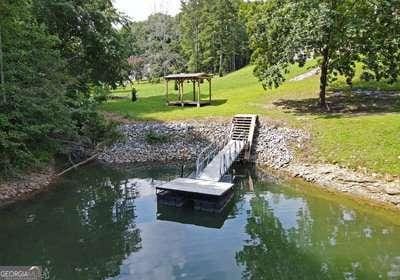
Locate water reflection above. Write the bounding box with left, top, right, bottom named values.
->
left=0, top=165, right=144, bottom=280
left=156, top=192, right=238, bottom=229
left=235, top=181, right=400, bottom=280
left=0, top=163, right=399, bottom=280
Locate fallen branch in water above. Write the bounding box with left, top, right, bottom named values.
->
left=55, top=153, right=99, bottom=177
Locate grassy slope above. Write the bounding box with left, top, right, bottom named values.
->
left=102, top=60, right=318, bottom=120
left=101, top=63, right=400, bottom=176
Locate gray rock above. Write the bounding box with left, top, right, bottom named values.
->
left=99, top=119, right=308, bottom=169
left=384, top=184, right=400, bottom=195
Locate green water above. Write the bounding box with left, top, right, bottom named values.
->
left=0, top=163, right=400, bottom=280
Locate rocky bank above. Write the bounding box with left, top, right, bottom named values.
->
left=0, top=165, right=55, bottom=207
left=285, top=163, right=400, bottom=209
left=98, top=119, right=308, bottom=168
left=1, top=117, right=399, bottom=210
left=99, top=118, right=400, bottom=209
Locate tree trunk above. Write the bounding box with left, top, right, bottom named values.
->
left=194, top=23, right=200, bottom=72
left=218, top=52, right=223, bottom=77
left=319, top=47, right=329, bottom=109
left=0, top=26, right=5, bottom=104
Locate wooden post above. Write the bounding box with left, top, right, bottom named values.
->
left=197, top=80, right=200, bottom=107
left=180, top=80, right=184, bottom=107
left=165, top=79, right=169, bottom=105
left=208, top=79, right=211, bottom=103
left=192, top=80, right=196, bottom=101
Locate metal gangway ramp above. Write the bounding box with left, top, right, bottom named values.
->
left=156, top=114, right=258, bottom=201
left=196, top=114, right=257, bottom=181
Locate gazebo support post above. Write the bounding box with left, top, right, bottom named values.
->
left=192, top=80, right=196, bottom=101
left=180, top=80, right=184, bottom=107
left=165, top=79, right=169, bottom=105
left=197, top=80, right=201, bottom=107
left=208, top=79, right=211, bottom=103
left=163, top=73, right=212, bottom=108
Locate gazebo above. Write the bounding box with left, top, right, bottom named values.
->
left=164, top=73, right=212, bottom=107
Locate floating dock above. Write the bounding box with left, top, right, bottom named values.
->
left=156, top=114, right=258, bottom=212
left=156, top=178, right=233, bottom=196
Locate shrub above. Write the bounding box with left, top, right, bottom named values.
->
left=131, top=87, right=137, bottom=102
left=145, top=131, right=170, bottom=144
left=92, top=86, right=111, bottom=103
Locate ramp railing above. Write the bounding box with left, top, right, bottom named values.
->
left=194, top=118, right=252, bottom=180
left=195, top=134, right=230, bottom=178
left=194, top=122, right=235, bottom=178
left=218, top=132, right=249, bottom=178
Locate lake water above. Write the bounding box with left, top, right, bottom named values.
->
left=0, top=163, right=400, bottom=280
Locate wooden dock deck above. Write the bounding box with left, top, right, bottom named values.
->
left=156, top=178, right=233, bottom=196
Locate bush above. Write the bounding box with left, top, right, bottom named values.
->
left=145, top=131, right=170, bottom=144
left=131, top=87, right=137, bottom=102
left=92, top=86, right=111, bottom=103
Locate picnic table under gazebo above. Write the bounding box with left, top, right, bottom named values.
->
left=164, top=73, right=212, bottom=107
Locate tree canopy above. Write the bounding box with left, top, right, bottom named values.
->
left=0, top=0, right=125, bottom=177
left=180, top=0, right=250, bottom=75
left=246, top=0, right=400, bottom=108
left=121, top=13, right=185, bottom=82
left=33, top=0, right=130, bottom=90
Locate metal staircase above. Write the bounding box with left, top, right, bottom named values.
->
left=231, top=114, right=257, bottom=160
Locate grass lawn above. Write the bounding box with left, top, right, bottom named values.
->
left=101, top=62, right=400, bottom=176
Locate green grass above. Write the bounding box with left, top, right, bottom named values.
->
left=101, top=62, right=400, bottom=176
left=313, top=114, right=400, bottom=175
left=101, top=60, right=319, bottom=120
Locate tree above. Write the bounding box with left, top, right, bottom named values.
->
left=121, top=13, right=186, bottom=81
left=127, top=56, right=145, bottom=82
left=0, top=0, right=71, bottom=175
left=120, top=21, right=147, bottom=58
left=0, top=26, right=5, bottom=104
left=0, top=0, right=121, bottom=178
left=359, top=1, right=400, bottom=83
left=180, top=0, right=204, bottom=72
left=33, top=0, right=130, bottom=91
left=144, top=13, right=186, bottom=81
left=246, top=0, right=400, bottom=108
left=180, top=0, right=249, bottom=75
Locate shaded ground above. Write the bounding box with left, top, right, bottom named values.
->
left=274, top=90, right=400, bottom=117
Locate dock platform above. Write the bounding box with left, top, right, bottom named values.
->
left=156, top=178, right=233, bottom=197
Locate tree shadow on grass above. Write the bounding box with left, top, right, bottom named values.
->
left=166, top=99, right=228, bottom=107
left=273, top=89, right=400, bottom=119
